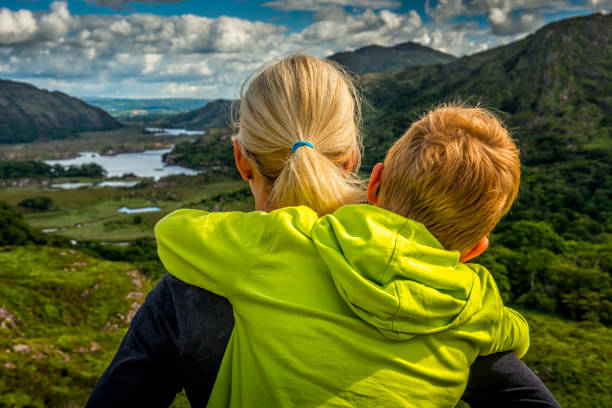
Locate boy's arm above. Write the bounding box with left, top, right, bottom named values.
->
left=464, top=351, right=561, bottom=408
left=472, top=264, right=530, bottom=358
left=154, top=209, right=266, bottom=297
left=485, top=306, right=530, bottom=358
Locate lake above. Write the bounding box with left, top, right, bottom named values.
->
left=44, top=149, right=199, bottom=180
left=50, top=180, right=141, bottom=189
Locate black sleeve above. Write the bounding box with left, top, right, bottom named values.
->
left=463, top=351, right=561, bottom=408
left=86, top=275, right=235, bottom=408
left=178, top=277, right=234, bottom=406
left=86, top=275, right=185, bottom=408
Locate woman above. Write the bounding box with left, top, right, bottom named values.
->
left=87, top=55, right=559, bottom=407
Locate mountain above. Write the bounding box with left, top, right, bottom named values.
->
left=327, top=41, right=456, bottom=75
left=362, top=13, right=611, bottom=165
left=0, top=80, right=121, bottom=144
left=83, top=97, right=211, bottom=117
left=361, top=12, right=611, bottom=244
left=155, top=99, right=235, bottom=130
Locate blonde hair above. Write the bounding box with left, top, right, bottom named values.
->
left=234, top=54, right=365, bottom=216
left=379, top=104, right=520, bottom=252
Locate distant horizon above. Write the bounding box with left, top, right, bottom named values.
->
left=0, top=1, right=608, bottom=99
left=82, top=96, right=211, bottom=101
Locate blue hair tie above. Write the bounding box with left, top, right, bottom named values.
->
left=292, top=141, right=314, bottom=154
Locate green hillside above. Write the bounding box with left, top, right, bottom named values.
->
left=0, top=245, right=609, bottom=407
left=521, top=310, right=611, bottom=408
left=328, top=41, right=456, bottom=75
left=0, top=80, right=121, bottom=144
left=362, top=13, right=611, bottom=164
left=362, top=13, right=611, bottom=244
left=0, top=246, right=153, bottom=407
left=83, top=97, right=210, bottom=117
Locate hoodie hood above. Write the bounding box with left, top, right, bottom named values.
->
left=311, top=205, right=483, bottom=340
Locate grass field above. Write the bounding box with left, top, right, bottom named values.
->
left=0, top=245, right=609, bottom=407
left=0, top=176, right=249, bottom=241
left=0, top=246, right=193, bottom=407
left=521, top=310, right=611, bottom=407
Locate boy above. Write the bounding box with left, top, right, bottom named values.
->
left=154, top=104, right=528, bottom=407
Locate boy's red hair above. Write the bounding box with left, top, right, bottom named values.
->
left=379, top=104, right=520, bottom=252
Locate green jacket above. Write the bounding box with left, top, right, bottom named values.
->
left=155, top=204, right=529, bottom=407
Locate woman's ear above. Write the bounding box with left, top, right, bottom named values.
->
left=342, top=150, right=358, bottom=172
left=366, top=163, right=384, bottom=205
left=459, top=237, right=489, bottom=263
left=233, top=139, right=253, bottom=181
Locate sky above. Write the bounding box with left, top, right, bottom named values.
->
left=0, top=0, right=609, bottom=99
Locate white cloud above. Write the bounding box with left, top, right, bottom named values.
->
left=39, top=1, right=72, bottom=40
left=487, top=7, right=543, bottom=35
left=587, top=0, right=612, bottom=6
left=585, top=0, right=612, bottom=10
left=425, top=0, right=465, bottom=20
left=0, top=1, right=607, bottom=98
left=426, top=0, right=584, bottom=36
left=0, top=8, right=37, bottom=44
left=0, top=2, right=289, bottom=97
left=0, top=1, right=72, bottom=44
left=142, top=53, right=163, bottom=74
left=292, top=9, right=423, bottom=50
left=0, top=2, right=511, bottom=97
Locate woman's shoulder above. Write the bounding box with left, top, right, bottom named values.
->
left=155, top=206, right=325, bottom=258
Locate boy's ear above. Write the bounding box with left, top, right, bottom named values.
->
left=233, top=140, right=253, bottom=181
left=367, top=163, right=385, bottom=205
left=459, top=237, right=489, bottom=263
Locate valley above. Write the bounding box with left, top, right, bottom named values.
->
left=0, top=11, right=610, bottom=408
left=0, top=126, right=194, bottom=161
left=0, top=176, right=249, bottom=242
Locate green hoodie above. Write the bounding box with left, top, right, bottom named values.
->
left=155, top=204, right=529, bottom=407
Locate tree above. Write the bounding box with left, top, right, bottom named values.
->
left=18, top=197, right=55, bottom=211
left=0, top=201, right=46, bottom=246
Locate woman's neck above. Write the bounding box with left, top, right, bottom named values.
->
left=250, top=176, right=272, bottom=212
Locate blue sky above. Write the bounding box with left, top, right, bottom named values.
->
left=0, top=1, right=608, bottom=98
left=4, top=1, right=429, bottom=29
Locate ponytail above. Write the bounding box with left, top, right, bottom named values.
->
left=235, top=54, right=365, bottom=215
left=271, top=142, right=364, bottom=215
